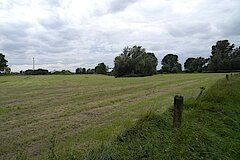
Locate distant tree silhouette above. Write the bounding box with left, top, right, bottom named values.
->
left=25, top=69, right=49, bottom=75
left=52, top=70, right=73, bottom=75
left=87, top=68, right=95, bottom=74
left=76, top=67, right=86, bottom=74
left=95, top=63, right=107, bottom=74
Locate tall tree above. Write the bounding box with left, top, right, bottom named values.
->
left=208, top=40, right=234, bottom=71
left=0, top=53, right=8, bottom=72
left=113, top=46, right=158, bottom=77
left=95, top=63, right=107, bottom=74
left=161, top=54, right=181, bottom=73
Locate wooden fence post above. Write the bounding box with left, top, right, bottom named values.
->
left=226, top=74, right=229, bottom=80
left=173, top=95, right=183, bottom=128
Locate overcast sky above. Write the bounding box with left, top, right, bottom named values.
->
left=1, top=0, right=240, bottom=72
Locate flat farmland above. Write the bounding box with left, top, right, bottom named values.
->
left=0, top=73, right=224, bottom=159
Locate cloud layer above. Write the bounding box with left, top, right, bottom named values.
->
left=0, top=0, right=240, bottom=72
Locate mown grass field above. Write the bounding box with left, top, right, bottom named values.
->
left=90, top=74, right=240, bottom=160
left=0, top=73, right=224, bottom=159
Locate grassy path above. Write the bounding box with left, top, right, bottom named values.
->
left=0, top=73, right=224, bottom=159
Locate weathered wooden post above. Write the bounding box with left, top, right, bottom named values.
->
left=226, top=74, right=229, bottom=80
left=173, top=95, right=183, bottom=128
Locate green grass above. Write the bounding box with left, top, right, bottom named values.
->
left=89, top=74, right=240, bottom=160
left=0, top=73, right=224, bottom=159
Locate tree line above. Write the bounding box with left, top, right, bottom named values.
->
left=160, top=40, right=240, bottom=73
left=0, top=40, right=239, bottom=76
left=113, top=40, right=240, bottom=76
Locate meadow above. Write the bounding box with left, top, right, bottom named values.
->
left=0, top=73, right=224, bottom=159
left=90, top=73, right=240, bottom=159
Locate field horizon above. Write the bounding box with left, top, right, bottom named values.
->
left=0, top=73, right=225, bottom=159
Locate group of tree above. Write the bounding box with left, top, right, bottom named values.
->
left=76, top=63, right=108, bottom=74
left=19, top=69, right=75, bottom=75
left=183, top=40, right=240, bottom=72
left=113, top=46, right=158, bottom=77
left=76, top=67, right=94, bottom=74
left=24, top=69, right=49, bottom=75
left=1, top=40, right=239, bottom=76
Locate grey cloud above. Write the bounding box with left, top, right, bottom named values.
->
left=0, top=21, right=32, bottom=39
left=58, top=28, right=80, bottom=41
left=194, top=0, right=240, bottom=36
left=40, top=0, right=62, bottom=8
left=168, top=22, right=212, bottom=38
left=218, top=17, right=240, bottom=37
left=0, top=1, right=13, bottom=9
left=108, top=0, right=138, bottom=13
left=91, top=0, right=139, bottom=17
left=38, top=15, right=66, bottom=30
left=2, top=41, right=29, bottom=53
left=0, top=0, right=29, bottom=10
left=0, top=21, right=34, bottom=58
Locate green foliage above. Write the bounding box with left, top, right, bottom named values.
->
left=231, top=57, right=240, bottom=70
left=89, top=75, right=240, bottom=159
left=0, top=53, right=8, bottom=71
left=161, top=54, right=182, bottom=73
left=95, top=63, right=107, bottom=74
left=231, top=47, right=240, bottom=70
left=113, top=46, right=158, bottom=77
left=184, top=57, right=208, bottom=72
left=208, top=40, right=240, bottom=71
